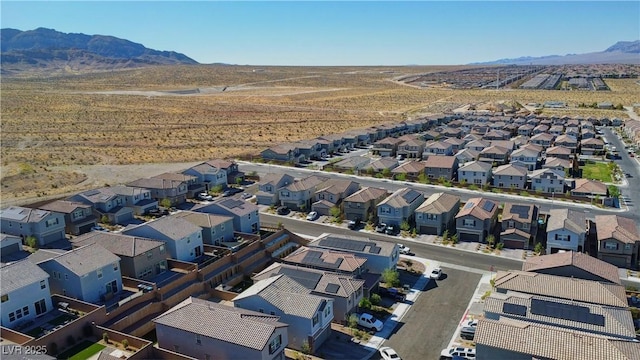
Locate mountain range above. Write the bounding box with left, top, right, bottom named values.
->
left=471, top=41, right=640, bottom=65
left=1, top=28, right=198, bottom=76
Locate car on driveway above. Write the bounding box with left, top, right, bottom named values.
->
left=276, top=206, right=290, bottom=215
left=241, top=192, right=252, bottom=199
left=348, top=219, right=361, bottom=230
left=459, top=326, right=476, bottom=340
left=430, top=268, right=443, bottom=280
left=222, top=187, right=243, bottom=197
left=440, top=346, right=476, bottom=360
left=379, top=346, right=401, bottom=360
left=397, top=243, right=411, bottom=255
left=463, top=319, right=478, bottom=328
left=306, top=211, right=319, bottom=221
left=380, top=287, right=406, bottom=302
left=376, top=223, right=387, bottom=233
left=357, top=313, right=383, bottom=332
left=197, top=192, right=214, bottom=201
left=385, top=224, right=398, bottom=236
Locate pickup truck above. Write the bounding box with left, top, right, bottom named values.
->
left=357, top=313, right=384, bottom=332
left=379, top=287, right=406, bottom=301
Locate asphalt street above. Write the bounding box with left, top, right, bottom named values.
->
left=602, top=127, right=640, bottom=219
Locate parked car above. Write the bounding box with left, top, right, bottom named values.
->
left=379, top=346, right=401, bottom=360
left=306, top=211, right=319, bottom=221
left=148, top=208, right=169, bottom=217
left=385, top=224, right=398, bottom=236
left=376, top=223, right=387, bottom=233
left=197, top=192, right=213, bottom=201
left=430, top=268, right=443, bottom=280
left=276, top=206, right=290, bottom=215
left=348, top=219, right=361, bottom=230
left=459, top=326, right=476, bottom=340
left=222, top=188, right=243, bottom=197
left=357, top=313, right=383, bottom=332
left=241, top=192, right=252, bottom=200
left=440, top=346, right=476, bottom=360
left=397, top=243, right=410, bottom=255
left=380, top=287, right=406, bottom=302
left=463, top=319, right=478, bottom=328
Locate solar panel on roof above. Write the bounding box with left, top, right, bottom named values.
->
left=278, top=268, right=322, bottom=289
left=220, top=199, right=244, bottom=208
left=481, top=201, right=495, bottom=212
left=463, top=201, right=475, bottom=209
left=503, top=303, right=527, bottom=316
left=510, top=205, right=530, bottom=219
left=325, top=283, right=340, bottom=294
left=301, top=250, right=343, bottom=269
left=319, top=236, right=382, bottom=254
left=530, top=299, right=605, bottom=326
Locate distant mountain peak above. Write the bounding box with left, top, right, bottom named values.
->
left=605, top=40, right=640, bottom=53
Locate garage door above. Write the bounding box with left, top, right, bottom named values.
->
left=78, top=223, right=94, bottom=235
left=599, top=255, right=627, bottom=268
left=459, top=232, right=480, bottom=242
left=419, top=226, right=438, bottom=235
left=42, top=231, right=64, bottom=244
left=502, top=239, right=526, bottom=249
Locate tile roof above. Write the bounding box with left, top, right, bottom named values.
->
left=484, top=292, right=636, bottom=339
left=495, top=270, right=626, bottom=306
left=425, top=140, right=452, bottom=150
left=520, top=143, right=544, bottom=153
left=546, top=208, right=587, bottom=234
left=333, top=156, right=371, bottom=169
left=316, top=179, right=359, bottom=196
left=416, top=192, right=460, bottom=214
left=38, top=200, right=91, bottom=214
left=555, top=134, right=578, bottom=143
left=196, top=196, right=260, bottom=217
left=153, top=297, right=287, bottom=351
left=265, top=143, right=298, bottom=155
left=423, top=155, right=457, bottom=169
left=499, top=227, right=531, bottom=239
left=595, top=215, right=639, bottom=245
left=1, top=259, right=50, bottom=294
left=259, top=173, right=293, bottom=187
left=310, top=233, right=397, bottom=257
left=206, top=159, right=235, bottom=169
left=391, top=160, right=426, bottom=174
left=172, top=210, right=233, bottom=228
left=455, top=197, right=498, bottom=220
left=492, top=164, right=528, bottom=176
left=489, top=140, right=515, bottom=150
left=510, top=147, right=540, bottom=158
left=71, top=231, right=165, bottom=257
left=284, top=175, right=329, bottom=192
left=152, top=172, right=197, bottom=182
left=127, top=177, right=186, bottom=190
left=522, top=251, right=620, bottom=284
left=0, top=206, right=55, bottom=223
left=373, top=137, right=403, bottom=146
left=185, top=162, right=219, bottom=175
left=124, top=216, right=201, bottom=241
left=46, top=243, right=120, bottom=276
left=475, top=318, right=640, bottom=360
left=530, top=133, right=555, bottom=141
left=501, top=202, right=536, bottom=223
left=109, top=185, right=151, bottom=197
left=233, top=274, right=331, bottom=318
left=378, top=187, right=424, bottom=208
left=543, top=157, right=571, bottom=168
left=364, top=157, right=399, bottom=171
left=344, top=187, right=388, bottom=203
left=283, top=247, right=367, bottom=272
left=573, top=179, right=607, bottom=195
left=546, top=145, right=572, bottom=155
left=581, top=138, right=605, bottom=146
left=458, top=160, right=492, bottom=172
left=528, top=168, right=565, bottom=180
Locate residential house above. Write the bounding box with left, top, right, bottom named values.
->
left=565, top=126, right=580, bottom=138
left=517, top=124, right=534, bottom=137
left=122, top=216, right=204, bottom=261
left=553, top=135, right=578, bottom=153
left=465, top=140, right=490, bottom=153
left=458, top=161, right=493, bottom=186
left=69, top=187, right=134, bottom=224
left=422, top=141, right=454, bottom=157
left=38, top=200, right=96, bottom=236
left=421, top=130, right=441, bottom=142
left=233, top=274, right=334, bottom=352
left=343, top=187, right=389, bottom=223
left=396, top=138, right=426, bottom=159
left=492, top=164, right=528, bottom=189
left=193, top=197, right=260, bottom=234
left=172, top=211, right=235, bottom=245
left=581, top=128, right=596, bottom=139
left=315, top=137, right=335, bottom=156
left=543, top=157, right=572, bottom=173
left=206, top=159, right=245, bottom=185
left=376, top=188, right=424, bottom=227
left=277, top=175, right=329, bottom=212
left=454, top=148, right=479, bottom=165
left=312, top=179, right=360, bottom=216
left=319, top=134, right=348, bottom=153
left=580, top=138, right=605, bottom=155
left=530, top=133, right=555, bottom=147
left=532, top=124, right=549, bottom=134
left=332, top=156, right=370, bottom=172
left=441, top=127, right=462, bottom=138
left=528, top=168, right=565, bottom=194
left=500, top=203, right=538, bottom=249
left=71, top=231, right=168, bottom=280
left=522, top=251, right=621, bottom=284
left=0, top=206, right=66, bottom=247
left=595, top=215, right=640, bottom=269
left=293, top=140, right=325, bottom=161
left=455, top=198, right=499, bottom=242
left=520, top=143, right=544, bottom=154
left=391, top=161, right=427, bottom=181
left=253, top=263, right=365, bottom=323
left=415, top=193, right=460, bottom=235
left=571, top=179, right=608, bottom=199
left=307, top=233, right=399, bottom=274
left=489, top=140, right=515, bottom=152
left=370, top=138, right=402, bottom=157
left=423, top=155, right=458, bottom=181
left=154, top=172, right=205, bottom=199
left=126, top=176, right=189, bottom=206
left=443, top=137, right=465, bottom=152
left=546, top=208, right=588, bottom=253
left=34, top=243, right=121, bottom=303
left=478, top=145, right=510, bottom=165
left=110, top=185, right=158, bottom=215
left=182, top=162, right=228, bottom=191
left=0, top=234, right=27, bottom=265
left=548, top=125, right=564, bottom=137
left=362, top=157, right=399, bottom=173
left=1, top=260, right=52, bottom=328
left=509, top=147, right=539, bottom=171
left=545, top=145, right=573, bottom=160
left=511, top=135, right=530, bottom=149
left=483, top=130, right=510, bottom=141
left=256, top=173, right=295, bottom=206
left=261, top=144, right=302, bottom=163
left=154, top=297, right=289, bottom=360
left=281, top=247, right=368, bottom=277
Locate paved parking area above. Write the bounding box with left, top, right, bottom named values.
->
left=374, top=267, right=482, bottom=360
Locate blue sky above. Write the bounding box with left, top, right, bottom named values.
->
left=2, top=1, right=639, bottom=65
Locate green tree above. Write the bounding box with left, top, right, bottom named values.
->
left=451, top=233, right=459, bottom=244
left=442, top=229, right=450, bottom=242
left=486, top=234, right=496, bottom=249
left=370, top=293, right=381, bottom=306
left=347, top=314, right=358, bottom=334
left=417, top=173, right=429, bottom=184
left=159, top=198, right=172, bottom=209
left=25, top=235, right=38, bottom=250
left=400, top=220, right=410, bottom=231
left=329, top=206, right=341, bottom=219
left=210, top=184, right=224, bottom=194
left=300, top=339, right=311, bottom=355
left=381, top=268, right=400, bottom=287
left=534, top=242, right=544, bottom=255
left=236, top=177, right=243, bottom=186
left=358, top=297, right=372, bottom=310
left=608, top=185, right=620, bottom=198
left=100, top=215, right=110, bottom=224
left=381, top=168, right=391, bottom=178
left=122, top=339, right=129, bottom=350
left=395, top=173, right=406, bottom=181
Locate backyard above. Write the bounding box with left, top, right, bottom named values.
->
left=56, top=340, right=105, bottom=360
left=581, top=161, right=614, bottom=182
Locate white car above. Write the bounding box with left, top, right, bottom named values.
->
left=430, top=267, right=443, bottom=280
left=379, top=346, right=401, bottom=360
left=397, top=244, right=410, bottom=255
left=306, top=211, right=319, bottom=221
left=440, top=346, right=476, bottom=359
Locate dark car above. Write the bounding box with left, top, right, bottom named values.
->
left=459, top=326, right=476, bottom=340
left=376, top=223, right=387, bottom=233
left=222, top=187, right=243, bottom=197
left=276, top=206, right=290, bottom=215
left=148, top=208, right=169, bottom=217
left=380, top=287, right=406, bottom=302
left=348, top=219, right=361, bottom=230
left=385, top=224, right=398, bottom=236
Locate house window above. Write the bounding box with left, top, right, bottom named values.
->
left=604, top=241, right=619, bottom=250
left=626, top=244, right=633, bottom=250
left=22, top=306, right=29, bottom=317
left=508, top=221, right=514, bottom=228
left=106, top=280, right=118, bottom=294
left=221, top=223, right=225, bottom=230
left=324, top=306, right=331, bottom=317
left=463, top=219, right=476, bottom=227
left=474, top=179, right=482, bottom=185
left=40, top=280, right=46, bottom=289
left=270, top=311, right=276, bottom=315
left=269, top=334, right=282, bottom=354
left=196, top=334, right=202, bottom=345
left=259, top=308, right=264, bottom=313
left=313, top=313, right=320, bottom=326
left=535, top=179, right=541, bottom=183
left=159, top=245, right=165, bottom=254
left=65, top=274, right=69, bottom=280
left=426, top=214, right=437, bottom=220
left=1, top=294, right=8, bottom=303
left=35, top=299, right=47, bottom=315
left=555, top=234, right=570, bottom=241
left=15, top=308, right=22, bottom=319
left=97, top=269, right=103, bottom=279
left=9, top=312, right=15, bottom=322
left=147, top=251, right=153, bottom=259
